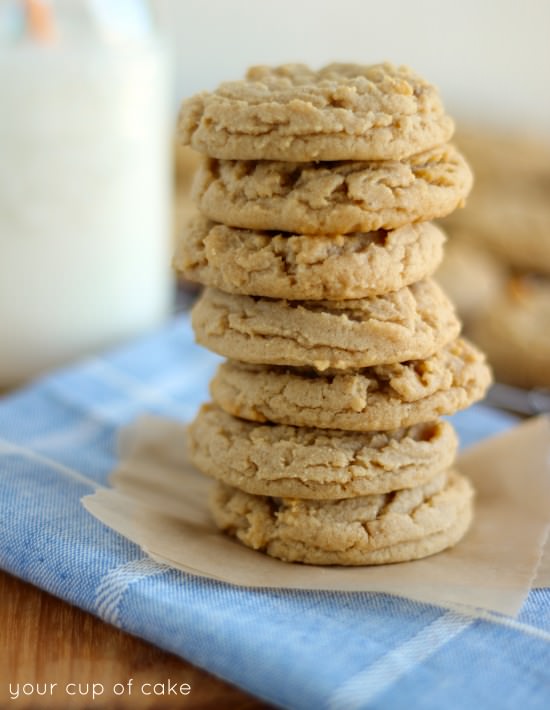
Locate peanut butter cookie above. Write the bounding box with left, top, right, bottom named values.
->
left=174, top=216, right=445, bottom=300
left=192, top=144, right=472, bottom=235
left=179, top=63, right=454, bottom=162
left=470, top=276, right=550, bottom=388
left=210, top=338, right=491, bottom=430
left=209, top=469, right=473, bottom=565
left=192, top=280, right=460, bottom=371
left=188, top=403, right=457, bottom=499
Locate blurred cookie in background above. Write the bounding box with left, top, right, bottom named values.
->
left=451, top=129, right=550, bottom=186
left=449, top=182, right=550, bottom=275
left=469, top=276, right=550, bottom=390
left=436, top=232, right=506, bottom=325
left=437, top=126, right=550, bottom=394
left=174, top=142, right=201, bottom=236
left=442, top=128, right=550, bottom=274
left=173, top=142, right=201, bottom=308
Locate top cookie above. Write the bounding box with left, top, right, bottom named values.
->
left=179, top=62, right=454, bottom=162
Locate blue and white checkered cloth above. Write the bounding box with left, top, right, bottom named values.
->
left=1, top=315, right=549, bottom=710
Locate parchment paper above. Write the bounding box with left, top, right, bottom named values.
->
left=83, top=416, right=550, bottom=616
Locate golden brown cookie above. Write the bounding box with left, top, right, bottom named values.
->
left=209, top=469, right=474, bottom=565
left=191, top=280, right=460, bottom=371
left=435, top=235, right=506, bottom=324
left=173, top=144, right=201, bottom=244
left=187, top=403, right=457, bottom=499
left=179, top=62, right=454, bottom=162
left=446, top=184, right=550, bottom=275
left=453, top=127, right=550, bottom=185
left=469, top=276, right=550, bottom=388
left=210, top=338, right=491, bottom=431
left=441, top=129, right=550, bottom=274
left=192, top=144, right=472, bottom=235
left=174, top=216, right=446, bottom=300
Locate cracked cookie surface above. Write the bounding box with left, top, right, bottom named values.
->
left=209, top=469, right=473, bottom=565
left=174, top=216, right=445, bottom=300
left=192, top=144, right=472, bottom=235
left=210, top=338, right=491, bottom=430
left=191, top=280, right=460, bottom=371
left=178, top=62, right=454, bottom=161
left=188, top=403, right=457, bottom=499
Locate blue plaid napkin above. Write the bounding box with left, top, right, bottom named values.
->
left=1, top=314, right=549, bottom=710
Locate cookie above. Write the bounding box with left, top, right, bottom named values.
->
left=453, top=127, right=550, bottom=185
left=192, top=144, right=472, bottom=235
left=174, top=142, right=202, bottom=191
left=469, top=276, right=550, bottom=388
left=210, top=338, right=491, bottom=431
left=178, top=62, right=454, bottom=162
left=191, top=280, right=460, bottom=371
left=445, top=184, right=550, bottom=275
left=441, top=130, right=550, bottom=274
left=173, top=143, right=201, bottom=243
left=187, top=403, right=457, bottom=499
left=174, top=216, right=446, bottom=300
left=435, top=235, right=505, bottom=323
left=208, top=469, right=473, bottom=565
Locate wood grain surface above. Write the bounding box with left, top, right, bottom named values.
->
left=0, top=570, right=273, bottom=709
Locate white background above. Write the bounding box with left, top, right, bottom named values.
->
left=154, top=0, right=550, bottom=135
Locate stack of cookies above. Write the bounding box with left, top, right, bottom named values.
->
left=175, top=63, right=492, bottom=565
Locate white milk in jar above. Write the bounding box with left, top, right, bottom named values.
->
left=0, top=1, right=173, bottom=387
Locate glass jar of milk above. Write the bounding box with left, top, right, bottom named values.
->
left=0, top=0, right=173, bottom=388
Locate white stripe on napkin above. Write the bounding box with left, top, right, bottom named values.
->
left=0, top=437, right=102, bottom=490
left=328, top=610, right=472, bottom=709
left=94, top=557, right=168, bottom=626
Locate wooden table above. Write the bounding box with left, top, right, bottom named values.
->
left=1, top=570, right=272, bottom=709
